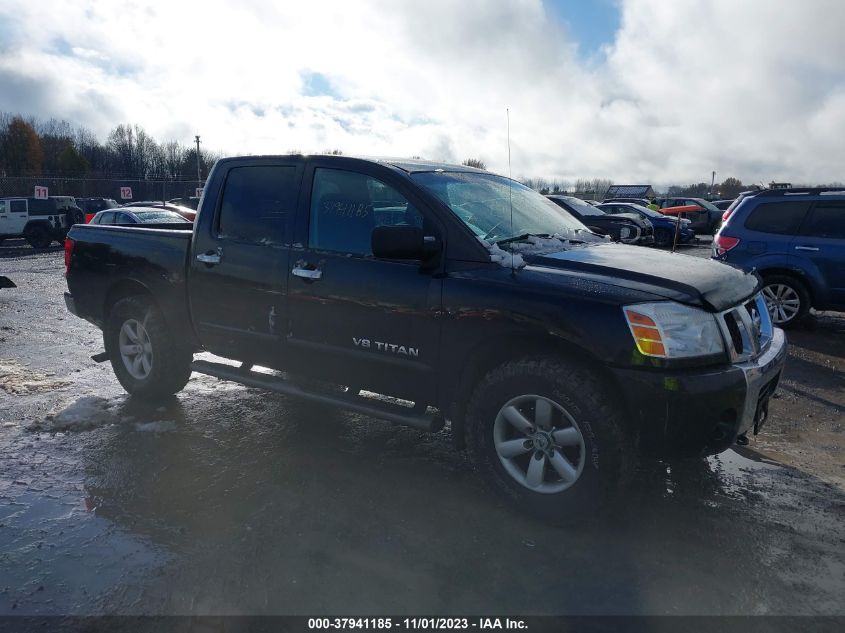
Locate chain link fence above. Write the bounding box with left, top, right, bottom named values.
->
left=0, top=176, right=202, bottom=202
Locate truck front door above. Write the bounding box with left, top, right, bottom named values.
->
left=188, top=160, right=303, bottom=365
left=286, top=162, right=443, bottom=405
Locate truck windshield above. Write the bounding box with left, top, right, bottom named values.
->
left=412, top=171, right=586, bottom=242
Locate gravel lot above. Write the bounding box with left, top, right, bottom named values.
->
left=1, top=240, right=843, bottom=616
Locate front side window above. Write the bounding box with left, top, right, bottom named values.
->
left=218, top=165, right=298, bottom=245
left=309, top=168, right=422, bottom=256
left=412, top=172, right=584, bottom=242
left=744, top=201, right=810, bottom=235
left=99, top=212, right=116, bottom=224
left=800, top=202, right=845, bottom=239
left=10, top=200, right=26, bottom=213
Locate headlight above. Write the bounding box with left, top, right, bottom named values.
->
left=623, top=302, right=725, bottom=358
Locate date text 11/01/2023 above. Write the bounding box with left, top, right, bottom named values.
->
left=308, top=618, right=527, bottom=630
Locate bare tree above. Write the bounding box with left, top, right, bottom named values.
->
left=461, top=158, right=486, bottom=170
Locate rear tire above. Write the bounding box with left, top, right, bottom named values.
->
left=465, top=356, right=632, bottom=522
left=24, top=224, right=52, bottom=249
left=761, top=274, right=810, bottom=328
left=105, top=296, right=192, bottom=399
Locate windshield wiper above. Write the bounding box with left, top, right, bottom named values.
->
left=494, top=232, right=554, bottom=246
left=495, top=232, right=587, bottom=246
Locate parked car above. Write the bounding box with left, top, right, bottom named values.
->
left=120, top=201, right=197, bottom=221
left=0, top=197, right=82, bottom=248
left=76, top=197, right=118, bottom=223
left=602, top=197, right=652, bottom=206
left=168, top=196, right=201, bottom=210
left=713, top=187, right=845, bottom=327
left=547, top=195, right=654, bottom=245
left=64, top=154, right=786, bottom=519
left=712, top=199, right=735, bottom=211
left=658, top=198, right=722, bottom=234
left=597, top=203, right=696, bottom=247
left=89, top=208, right=191, bottom=225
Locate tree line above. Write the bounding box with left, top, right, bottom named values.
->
left=0, top=112, right=220, bottom=181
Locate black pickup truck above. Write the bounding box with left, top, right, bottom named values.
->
left=64, top=155, right=786, bottom=519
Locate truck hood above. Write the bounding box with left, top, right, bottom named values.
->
left=524, top=243, right=759, bottom=311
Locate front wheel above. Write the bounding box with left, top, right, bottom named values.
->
left=106, top=296, right=192, bottom=399
left=466, top=357, right=632, bottom=522
left=654, top=227, right=673, bottom=247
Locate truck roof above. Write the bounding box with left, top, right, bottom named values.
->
left=215, top=154, right=487, bottom=175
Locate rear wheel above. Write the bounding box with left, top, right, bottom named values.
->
left=761, top=275, right=810, bottom=328
left=24, top=224, right=52, bottom=249
left=106, top=296, right=192, bottom=399
left=466, top=356, right=632, bottom=522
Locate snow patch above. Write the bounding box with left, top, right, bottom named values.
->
left=35, top=396, right=121, bottom=432
left=0, top=359, right=71, bottom=395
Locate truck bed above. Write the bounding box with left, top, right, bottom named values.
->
left=65, top=223, right=195, bottom=341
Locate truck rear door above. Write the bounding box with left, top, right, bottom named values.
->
left=188, top=159, right=303, bottom=365
left=285, top=160, right=443, bottom=405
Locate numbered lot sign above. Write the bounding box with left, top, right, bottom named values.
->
left=120, top=186, right=133, bottom=200
left=195, top=187, right=203, bottom=198
left=34, top=186, right=49, bottom=199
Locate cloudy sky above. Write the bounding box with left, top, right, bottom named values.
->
left=0, top=0, right=843, bottom=185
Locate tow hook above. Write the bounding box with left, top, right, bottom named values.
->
left=736, top=433, right=749, bottom=446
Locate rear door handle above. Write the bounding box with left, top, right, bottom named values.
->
left=292, top=266, right=322, bottom=280
left=794, top=245, right=819, bottom=252
left=196, top=247, right=222, bottom=264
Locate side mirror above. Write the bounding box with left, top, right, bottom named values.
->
left=372, top=225, right=437, bottom=260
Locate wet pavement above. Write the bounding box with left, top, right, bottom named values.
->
left=1, top=242, right=844, bottom=616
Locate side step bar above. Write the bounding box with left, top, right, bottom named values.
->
left=190, top=359, right=444, bottom=433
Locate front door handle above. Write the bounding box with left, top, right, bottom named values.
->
left=794, top=245, right=819, bottom=252
left=292, top=266, right=322, bottom=280
left=196, top=247, right=222, bottom=264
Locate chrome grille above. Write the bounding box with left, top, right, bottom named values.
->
left=717, top=293, right=773, bottom=362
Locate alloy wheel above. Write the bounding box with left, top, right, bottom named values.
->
left=493, top=394, right=586, bottom=494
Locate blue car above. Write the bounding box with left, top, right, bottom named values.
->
left=597, top=202, right=696, bottom=247
left=713, top=187, right=845, bottom=327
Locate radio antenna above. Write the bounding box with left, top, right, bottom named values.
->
left=507, top=108, right=514, bottom=271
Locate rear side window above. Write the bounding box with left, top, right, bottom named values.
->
left=218, top=165, right=299, bottom=245
left=309, top=168, right=422, bottom=256
left=99, top=212, right=116, bottom=224
left=743, top=201, right=810, bottom=235
left=800, top=202, right=845, bottom=239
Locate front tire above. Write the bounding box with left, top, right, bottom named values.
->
left=466, top=357, right=632, bottom=522
left=654, top=227, right=673, bottom=247
left=106, top=296, right=192, bottom=399
left=761, top=275, right=810, bottom=328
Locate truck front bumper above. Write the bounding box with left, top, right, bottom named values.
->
left=609, top=328, right=787, bottom=457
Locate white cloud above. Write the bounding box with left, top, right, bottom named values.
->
left=0, top=0, right=843, bottom=185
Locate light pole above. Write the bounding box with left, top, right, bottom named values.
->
left=710, top=171, right=716, bottom=198
left=195, top=135, right=202, bottom=186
